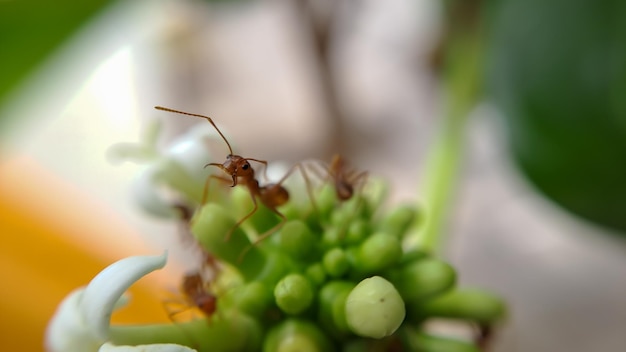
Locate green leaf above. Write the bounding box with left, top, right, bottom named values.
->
left=487, top=0, right=626, bottom=233
left=0, top=0, right=116, bottom=112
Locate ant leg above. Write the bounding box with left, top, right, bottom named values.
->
left=201, top=174, right=232, bottom=206
left=237, top=206, right=287, bottom=263
left=288, top=162, right=320, bottom=215
left=308, top=159, right=331, bottom=184
left=337, top=171, right=369, bottom=238
left=253, top=207, right=287, bottom=245
left=163, top=297, right=195, bottom=321
left=225, top=190, right=258, bottom=242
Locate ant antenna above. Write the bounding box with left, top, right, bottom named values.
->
left=155, top=106, right=234, bottom=155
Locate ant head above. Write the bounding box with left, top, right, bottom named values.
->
left=219, top=155, right=255, bottom=178
left=234, top=158, right=255, bottom=177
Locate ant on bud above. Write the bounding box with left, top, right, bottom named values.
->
left=155, top=106, right=299, bottom=245
left=323, top=154, right=368, bottom=202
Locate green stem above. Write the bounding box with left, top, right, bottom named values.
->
left=109, top=312, right=262, bottom=351
left=416, top=110, right=468, bottom=253
left=415, top=25, right=484, bottom=253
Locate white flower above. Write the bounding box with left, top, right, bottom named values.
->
left=131, top=122, right=219, bottom=219
left=45, top=253, right=194, bottom=352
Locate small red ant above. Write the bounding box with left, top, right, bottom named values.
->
left=155, top=106, right=296, bottom=245
left=304, top=154, right=368, bottom=208
left=179, top=272, right=217, bottom=318
left=163, top=253, right=220, bottom=322
left=324, top=154, right=368, bottom=201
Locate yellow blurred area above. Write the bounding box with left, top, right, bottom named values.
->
left=0, top=154, right=173, bottom=351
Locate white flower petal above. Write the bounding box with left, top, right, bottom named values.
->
left=165, top=131, right=214, bottom=183
left=99, top=342, right=197, bottom=352
left=132, top=165, right=179, bottom=218
left=80, top=253, right=168, bottom=341
left=46, top=289, right=104, bottom=352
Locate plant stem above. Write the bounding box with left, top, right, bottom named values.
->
left=416, top=107, right=468, bottom=253
left=415, top=19, right=484, bottom=253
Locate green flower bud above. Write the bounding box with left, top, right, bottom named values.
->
left=329, top=199, right=360, bottom=228
left=392, top=258, right=456, bottom=303
left=377, top=204, right=419, bottom=238
left=254, top=251, right=294, bottom=286
left=190, top=203, right=265, bottom=281
left=345, top=276, right=405, bottom=339
left=323, top=248, right=350, bottom=278
left=399, top=249, right=429, bottom=265
left=318, top=281, right=355, bottom=337
left=416, top=289, right=506, bottom=324
left=274, top=274, right=314, bottom=315
left=361, top=177, right=389, bottom=211
left=355, top=233, right=402, bottom=274
left=305, top=263, right=327, bottom=288
left=227, top=281, right=273, bottom=318
left=321, top=227, right=343, bottom=249
left=279, top=220, right=319, bottom=260
left=315, top=184, right=338, bottom=221
left=343, top=219, right=371, bottom=246
left=404, top=331, right=480, bottom=352
left=263, top=319, right=333, bottom=352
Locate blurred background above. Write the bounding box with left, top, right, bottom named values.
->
left=1, top=0, right=625, bottom=351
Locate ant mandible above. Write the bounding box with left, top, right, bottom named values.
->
left=155, top=106, right=292, bottom=244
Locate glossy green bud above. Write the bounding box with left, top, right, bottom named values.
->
left=355, top=233, right=402, bottom=274
left=321, top=227, right=343, bottom=249
left=228, top=281, right=273, bottom=318
left=316, top=184, right=338, bottom=221
left=405, top=331, right=480, bottom=352
left=323, top=248, right=350, bottom=278
left=274, top=274, right=314, bottom=315
left=343, top=219, right=371, bottom=246
left=393, top=258, right=456, bottom=303
left=279, top=220, right=318, bottom=260
left=190, top=203, right=264, bottom=280
left=377, top=204, right=419, bottom=238
left=305, top=263, right=327, bottom=288
left=263, top=319, right=333, bottom=352
left=345, top=276, right=405, bottom=338
left=318, top=281, right=355, bottom=337
left=417, top=289, right=506, bottom=324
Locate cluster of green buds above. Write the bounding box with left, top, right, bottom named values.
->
left=47, top=118, right=505, bottom=352
left=174, top=175, right=505, bottom=351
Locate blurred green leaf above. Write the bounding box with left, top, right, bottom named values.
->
left=0, top=0, right=115, bottom=111
left=487, top=0, right=626, bottom=233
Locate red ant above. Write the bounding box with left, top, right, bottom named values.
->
left=180, top=272, right=217, bottom=317
left=155, top=106, right=295, bottom=245
left=163, top=253, right=220, bottom=322
left=323, top=154, right=368, bottom=201
left=304, top=154, right=368, bottom=208
left=301, top=154, right=369, bottom=237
